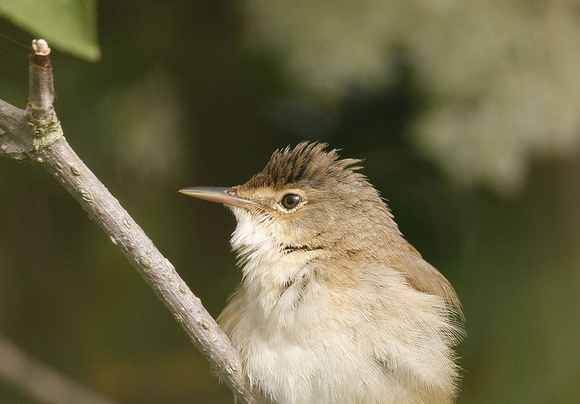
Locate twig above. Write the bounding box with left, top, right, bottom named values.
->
left=0, top=334, right=117, bottom=404
left=0, top=39, right=263, bottom=404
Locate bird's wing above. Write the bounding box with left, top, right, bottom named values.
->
left=396, top=252, right=463, bottom=320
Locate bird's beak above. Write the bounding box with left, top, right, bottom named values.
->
left=179, top=186, right=259, bottom=208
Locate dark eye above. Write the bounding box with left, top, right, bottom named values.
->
left=281, top=193, right=302, bottom=210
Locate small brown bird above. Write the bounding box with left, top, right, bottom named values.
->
left=180, top=142, right=464, bottom=404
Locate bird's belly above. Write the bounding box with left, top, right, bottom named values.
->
left=237, top=300, right=416, bottom=404
left=244, top=327, right=372, bottom=404
left=220, top=263, right=455, bottom=403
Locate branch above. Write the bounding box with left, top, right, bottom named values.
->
left=0, top=334, right=116, bottom=404
left=0, top=40, right=263, bottom=404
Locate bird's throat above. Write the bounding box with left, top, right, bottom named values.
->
left=230, top=207, right=324, bottom=319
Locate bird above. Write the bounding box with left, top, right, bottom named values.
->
left=180, top=142, right=464, bottom=404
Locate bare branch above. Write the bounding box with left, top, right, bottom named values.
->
left=0, top=334, right=117, bottom=404
left=0, top=99, right=30, bottom=159
left=28, top=39, right=56, bottom=126
left=0, top=40, right=264, bottom=404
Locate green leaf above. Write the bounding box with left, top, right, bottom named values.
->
left=0, top=0, right=100, bottom=61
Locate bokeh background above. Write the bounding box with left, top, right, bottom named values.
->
left=1, top=1, right=580, bottom=403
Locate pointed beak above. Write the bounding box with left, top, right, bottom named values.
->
left=179, top=186, right=259, bottom=208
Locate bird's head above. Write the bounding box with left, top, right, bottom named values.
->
left=180, top=142, right=398, bottom=261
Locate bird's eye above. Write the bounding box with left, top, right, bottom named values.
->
left=281, top=193, right=302, bottom=210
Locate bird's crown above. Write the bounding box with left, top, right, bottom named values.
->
left=243, top=141, right=364, bottom=190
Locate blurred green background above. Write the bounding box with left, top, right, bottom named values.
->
left=1, top=1, right=580, bottom=403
